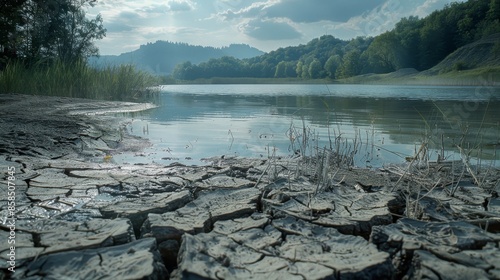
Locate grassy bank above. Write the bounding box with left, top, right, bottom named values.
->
left=167, top=77, right=334, bottom=85
left=337, top=66, right=500, bottom=86
left=420, top=66, right=500, bottom=86
left=0, top=60, right=160, bottom=101
left=165, top=67, right=500, bottom=86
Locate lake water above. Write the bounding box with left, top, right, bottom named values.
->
left=114, top=84, right=500, bottom=167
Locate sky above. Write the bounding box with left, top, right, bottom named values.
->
left=86, top=0, right=465, bottom=55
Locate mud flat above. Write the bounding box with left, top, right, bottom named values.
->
left=0, top=93, right=499, bottom=279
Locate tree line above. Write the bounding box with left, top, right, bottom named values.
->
left=0, top=0, right=106, bottom=67
left=173, top=0, right=500, bottom=80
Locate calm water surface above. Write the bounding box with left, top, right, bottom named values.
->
left=115, top=84, right=500, bottom=167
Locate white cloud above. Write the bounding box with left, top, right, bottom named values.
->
left=140, top=4, right=172, bottom=14
left=167, top=0, right=196, bottom=12
left=414, top=0, right=454, bottom=17
left=215, top=0, right=386, bottom=23
left=239, top=18, right=302, bottom=40
left=327, top=0, right=466, bottom=39
left=86, top=0, right=467, bottom=55
left=215, top=0, right=279, bottom=21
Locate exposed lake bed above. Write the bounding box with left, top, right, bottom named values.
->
left=0, top=92, right=499, bottom=279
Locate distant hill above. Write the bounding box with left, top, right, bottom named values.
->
left=88, top=41, right=264, bottom=75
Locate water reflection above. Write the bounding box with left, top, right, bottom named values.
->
left=114, top=84, right=500, bottom=167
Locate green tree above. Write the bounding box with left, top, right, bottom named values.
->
left=483, top=0, right=500, bottom=36
left=295, top=61, right=303, bottom=78
left=363, top=31, right=403, bottom=73
left=457, top=15, right=474, bottom=45
left=1, top=0, right=105, bottom=64
left=284, top=61, right=297, bottom=77
left=301, top=63, right=310, bottom=79
left=274, top=61, right=286, bottom=78
left=173, top=61, right=198, bottom=79
left=336, top=50, right=361, bottom=78
left=394, top=16, right=422, bottom=69
left=55, top=3, right=106, bottom=62
left=308, top=59, right=322, bottom=79
left=0, top=0, right=24, bottom=65
left=487, top=0, right=500, bottom=20
left=418, top=14, right=450, bottom=70
left=324, top=55, right=341, bottom=79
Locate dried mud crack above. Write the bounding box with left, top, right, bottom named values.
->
left=0, top=93, right=499, bottom=279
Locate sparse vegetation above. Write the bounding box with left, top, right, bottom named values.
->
left=452, top=61, right=468, bottom=72
left=253, top=93, right=499, bottom=225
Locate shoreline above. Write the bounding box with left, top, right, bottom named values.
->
left=164, top=67, right=500, bottom=87
left=0, top=93, right=499, bottom=279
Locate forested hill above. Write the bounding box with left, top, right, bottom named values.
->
left=172, top=0, right=500, bottom=80
left=88, top=41, right=264, bottom=75
left=425, top=32, right=500, bottom=74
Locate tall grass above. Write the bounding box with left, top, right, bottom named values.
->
left=0, top=60, right=160, bottom=101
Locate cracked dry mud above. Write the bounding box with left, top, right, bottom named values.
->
left=0, top=93, right=499, bottom=279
